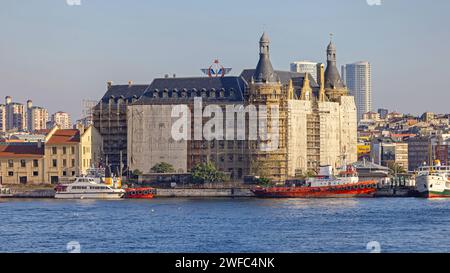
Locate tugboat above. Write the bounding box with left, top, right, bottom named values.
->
left=415, top=160, right=450, bottom=198
left=124, top=187, right=156, bottom=199
left=252, top=165, right=378, bottom=198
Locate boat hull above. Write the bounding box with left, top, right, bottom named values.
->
left=252, top=181, right=377, bottom=198
left=54, top=192, right=124, bottom=199
left=417, top=190, right=450, bottom=198
left=124, top=187, right=155, bottom=199
left=416, top=174, right=450, bottom=198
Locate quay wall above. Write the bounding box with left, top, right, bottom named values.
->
left=374, top=187, right=417, bottom=198
left=1, top=190, right=56, bottom=198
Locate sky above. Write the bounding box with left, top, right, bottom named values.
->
left=0, top=0, right=449, bottom=120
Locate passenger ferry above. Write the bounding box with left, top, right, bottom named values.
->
left=252, top=165, right=378, bottom=198
left=416, top=160, right=450, bottom=198
left=54, top=177, right=125, bottom=199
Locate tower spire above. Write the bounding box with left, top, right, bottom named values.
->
left=324, top=35, right=344, bottom=89
left=253, top=32, right=277, bottom=83
left=324, top=35, right=348, bottom=101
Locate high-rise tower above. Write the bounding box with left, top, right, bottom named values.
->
left=342, top=61, right=372, bottom=121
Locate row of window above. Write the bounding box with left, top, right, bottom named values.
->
left=51, top=146, right=75, bottom=155
left=51, top=159, right=76, bottom=168
left=0, top=159, right=39, bottom=168
left=4, top=171, right=39, bottom=177
left=0, top=159, right=79, bottom=170
left=2, top=170, right=76, bottom=177
left=71, top=186, right=109, bottom=190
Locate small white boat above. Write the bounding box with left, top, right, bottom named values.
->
left=54, top=177, right=125, bottom=199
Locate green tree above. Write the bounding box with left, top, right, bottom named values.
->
left=132, top=169, right=143, bottom=177
left=150, top=162, right=176, bottom=173
left=256, top=177, right=273, bottom=186
left=387, top=162, right=407, bottom=175
left=191, top=162, right=228, bottom=184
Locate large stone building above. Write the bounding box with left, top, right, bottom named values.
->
left=93, top=82, right=149, bottom=171
left=94, top=33, right=357, bottom=182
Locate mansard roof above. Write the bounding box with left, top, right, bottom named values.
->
left=100, top=84, right=150, bottom=102
left=240, top=69, right=319, bottom=87
left=132, top=76, right=246, bottom=105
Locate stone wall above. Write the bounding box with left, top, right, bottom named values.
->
left=287, top=100, right=310, bottom=176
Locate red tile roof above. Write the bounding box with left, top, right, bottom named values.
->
left=34, top=129, right=51, bottom=135
left=46, top=129, right=80, bottom=145
left=0, top=144, right=44, bottom=158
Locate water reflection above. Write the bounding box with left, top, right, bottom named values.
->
left=257, top=198, right=360, bottom=210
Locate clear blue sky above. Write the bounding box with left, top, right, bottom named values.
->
left=1, top=0, right=449, bottom=119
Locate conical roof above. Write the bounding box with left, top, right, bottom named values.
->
left=253, top=32, right=277, bottom=83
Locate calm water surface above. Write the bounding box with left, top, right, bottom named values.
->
left=1, top=198, right=449, bottom=253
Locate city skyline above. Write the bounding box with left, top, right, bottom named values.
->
left=1, top=0, right=449, bottom=119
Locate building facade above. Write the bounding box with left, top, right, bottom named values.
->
left=44, top=128, right=80, bottom=183
left=371, top=138, right=408, bottom=171
left=51, top=111, right=72, bottom=129
left=0, top=104, right=5, bottom=133
left=92, top=82, right=149, bottom=171
left=342, top=61, right=372, bottom=121
left=378, top=108, right=388, bottom=119
left=0, top=127, right=102, bottom=185
left=290, top=61, right=319, bottom=83
left=79, top=125, right=103, bottom=175
left=407, top=136, right=430, bottom=171
left=124, top=33, right=357, bottom=182
left=5, top=96, right=26, bottom=131
left=27, top=100, right=49, bottom=132
left=0, top=142, right=45, bottom=185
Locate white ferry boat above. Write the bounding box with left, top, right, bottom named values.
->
left=416, top=160, right=450, bottom=198
left=54, top=177, right=125, bottom=199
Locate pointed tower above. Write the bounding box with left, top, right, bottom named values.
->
left=254, top=32, right=277, bottom=83
left=324, top=36, right=348, bottom=101
left=300, top=73, right=312, bottom=100
left=247, top=32, right=287, bottom=183
left=249, top=32, right=282, bottom=102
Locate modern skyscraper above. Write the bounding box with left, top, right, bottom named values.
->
left=290, top=61, right=319, bottom=83
left=26, top=100, right=49, bottom=132
left=342, top=61, right=372, bottom=121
